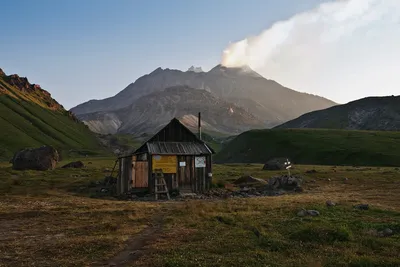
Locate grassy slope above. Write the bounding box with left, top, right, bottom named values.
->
left=214, top=128, right=400, bottom=166
left=1, top=160, right=399, bottom=266
left=0, top=77, right=108, bottom=160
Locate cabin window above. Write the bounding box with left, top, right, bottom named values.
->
left=137, top=153, right=147, bottom=161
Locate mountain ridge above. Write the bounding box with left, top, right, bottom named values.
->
left=78, top=85, right=266, bottom=135
left=274, top=95, right=400, bottom=131
left=71, top=64, right=336, bottom=135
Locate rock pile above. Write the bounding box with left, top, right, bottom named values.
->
left=268, top=175, right=302, bottom=191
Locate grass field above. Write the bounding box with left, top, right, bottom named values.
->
left=0, top=159, right=399, bottom=266
left=215, top=128, right=400, bottom=167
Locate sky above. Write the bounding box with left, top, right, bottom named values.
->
left=0, top=0, right=326, bottom=109
left=222, top=0, right=400, bottom=104
left=3, top=1, right=398, bottom=109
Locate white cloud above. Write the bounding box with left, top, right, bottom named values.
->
left=221, top=0, right=400, bottom=103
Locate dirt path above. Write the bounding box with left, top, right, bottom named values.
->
left=96, top=214, right=165, bottom=267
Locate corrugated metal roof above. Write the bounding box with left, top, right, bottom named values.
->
left=146, top=142, right=212, bottom=155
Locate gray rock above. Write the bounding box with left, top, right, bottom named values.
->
left=326, top=200, right=336, bottom=207
left=62, top=161, right=85, bottom=169
left=307, top=210, right=320, bottom=216
left=297, top=209, right=308, bottom=217
left=263, top=158, right=291, bottom=170
left=378, top=228, right=393, bottom=237
left=100, top=188, right=109, bottom=193
left=297, top=209, right=320, bottom=217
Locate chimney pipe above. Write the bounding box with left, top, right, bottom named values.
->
left=198, top=112, right=202, bottom=140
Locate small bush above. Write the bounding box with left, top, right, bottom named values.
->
left=215, top=215, right=236, bottom=225
left=349, top=257, right=400, bottom=267
left=258, top=236, right=288, bottom=252
left=211, top=180, right=225, bottom=188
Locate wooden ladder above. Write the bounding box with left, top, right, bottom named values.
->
left=154, top=169, right=170, bottom=200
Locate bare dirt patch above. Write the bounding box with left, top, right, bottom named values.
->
left=99, top=214, right=165, bottom=267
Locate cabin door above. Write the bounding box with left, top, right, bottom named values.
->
left=178, top=156, right=193, bottom=193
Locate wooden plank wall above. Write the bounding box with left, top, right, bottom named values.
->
left=134, top=161, right=149, bottom=188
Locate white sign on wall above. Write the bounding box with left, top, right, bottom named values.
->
left=179, top=161, right=186, bottom=167
left=195, top=156, right=206, bottom=168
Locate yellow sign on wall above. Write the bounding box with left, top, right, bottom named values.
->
left=152, top=155, right=177, bottom=173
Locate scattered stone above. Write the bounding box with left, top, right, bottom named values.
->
left=327, top=178, right=331, bottom=182
left=100, top=188, right=109, bottom=193
left=378, top=228, right=394, bottom=237
left=103, top=168, right=111, bottom=173
left=297, top=209, right=320, bottom=217
left=326, top=200, right=336, bottom=207
left=70, top=174, right=79, bottom=178
left=297, top=209, right=308, bottom=217
left=307, top=210, right=320, bottom=216
left=306, top=169, right=317, bottom=174
left=62, top=161, right=85, bottom=169
left=11, top=146, right=59, bottom=171
left=354, top=204, right=369, bottom=210
left=88, top=162, right=93, bottom=164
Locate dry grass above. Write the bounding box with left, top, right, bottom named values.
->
left=0, top=158, right=161, bottom=267
left=0, top=160, right=400, bottom=266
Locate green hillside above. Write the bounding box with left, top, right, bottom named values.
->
left=214, top=128, right=400, bottom=167
left=0, top=71, right=108, bottom=161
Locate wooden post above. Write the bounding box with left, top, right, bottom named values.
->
left=148, top=153, right=153, bottom=193
left=202, top=167, right=205, bottom=193
left=117, top=159, right=121, bottom=195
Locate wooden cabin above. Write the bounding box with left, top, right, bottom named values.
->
left=117, top=117, right=215, bottom=195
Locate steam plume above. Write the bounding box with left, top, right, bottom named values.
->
left=222, top=0, right=400, bottom=103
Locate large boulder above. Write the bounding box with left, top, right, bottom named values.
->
left=262, top=158, right=291, bottom=170
left=62, top=161, right=85, bottom=169
left=11, top=146, right=59, bottom=171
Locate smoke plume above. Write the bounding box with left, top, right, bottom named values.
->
left=222, top=0, right=400, bottom=103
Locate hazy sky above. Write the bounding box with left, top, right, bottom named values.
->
left=0, top=0, right=326, bottom=109
left=222, top=0, right=400, bottom=105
